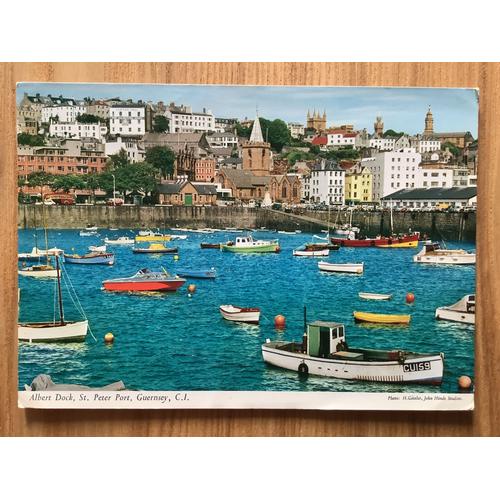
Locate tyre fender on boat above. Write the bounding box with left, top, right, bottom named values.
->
left=298, top=362, right=309, bottom=375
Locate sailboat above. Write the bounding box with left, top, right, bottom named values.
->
left=308, top=205, right=340, bottom=251
left=18, top=204, right=59, bottom=278
left=18, top=256, right=89, bottom=342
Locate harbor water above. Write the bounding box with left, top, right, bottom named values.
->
left=18, top=229, right=475, bottom=393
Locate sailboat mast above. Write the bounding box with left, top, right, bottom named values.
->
left=55, top=256, right=65, bottom=325
left=390, top=199, right=394, bottom=235
left=41, top=201, right=50, bottom=265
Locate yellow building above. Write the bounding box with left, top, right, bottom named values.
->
left=345, top=166, right=373, bottom=203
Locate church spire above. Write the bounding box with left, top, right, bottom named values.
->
left=424, top=105, right=434, bottom=135
left=249, top=113, right=264, bottom=143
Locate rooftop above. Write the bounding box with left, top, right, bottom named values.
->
left=382, top=187, right=477, bottom=201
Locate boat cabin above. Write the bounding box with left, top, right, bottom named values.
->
left=306, top=321, right=351, bottom=358
left=235, top=236, right=253, bottom=245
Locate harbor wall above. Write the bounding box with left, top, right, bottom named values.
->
left=18, top=205, right=476, bottom=241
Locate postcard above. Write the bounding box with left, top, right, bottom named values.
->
left=16, top=83, right=477, bottom=410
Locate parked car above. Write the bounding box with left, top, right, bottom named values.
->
left=107, top=198, right=124, bottom=206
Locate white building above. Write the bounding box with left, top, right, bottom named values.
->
left=410, top=135, right=441, bottom=153
left=167, top=104, right=215, bottom=133
left=365, top=148, right=422, bottom=202
left=49, top=122, right=107, bottom=140
left=381, top=187, right=477, bottom=210
left=105, top=136, right=146, bottom=163
left=42, top=103, right=87, bottom=123
left=308, top=160, right=345, bottom=205
left=369, top=136, right=396, bottom=151
left=110, top=104, right=146, bottom=136
left=327, top=131, right=357, bottom=148
left=205, top=132, right=238, bottom=149
left=417, top=167, right=454, bottom=189
left=453, top=166, right=477, bottom=187
left=288, top=122, right=305, bottom=139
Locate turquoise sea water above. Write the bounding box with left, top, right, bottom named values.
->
left=18, top=228, right=475, bottom=393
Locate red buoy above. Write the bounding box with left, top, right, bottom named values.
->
left=406, top=292, right=415, bottom=304
left=187, top=284, right=196, bottom=294
left=274, top=314, right=286, bottom=329
left=458, top=375, right=472, bottom=390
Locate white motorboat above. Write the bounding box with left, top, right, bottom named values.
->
left=359, top=292, right=393, bottom=301
left=79, top=230, right=98, bottom=237
left=293, top=248, right=329, bottom=257
left=168, top=234, right=188, bottom=240
left=413, top=242, right=476, bottom=265
left=262, top=317, right=444, bottom=385
left=435, top=294, right=475, bottom=325
left=221, top=235, right=280, bottom=253
left=89, top=244, right=107, bottom=252
left=18, top=264, right=59, bottom=279
left=318, top=261, right=364, bottom=274
left=219, top=304, right=261, bottom=324
left=84, top=225, right=98, bottom=231
left=104, top=236, right=134, bottom=245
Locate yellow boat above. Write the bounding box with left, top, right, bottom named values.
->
left=135, top=234, right=171, bottom=242
left=353, top=311, right=411, bottom=324
left=377, top=240, right=418, bottom=248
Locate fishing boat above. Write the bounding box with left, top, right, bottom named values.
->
left=18, top=263, right=59, bottom=279
left=358, top=292, right=393, bottom=301
left=89, top=244, right=106, bottom=252
left=132, top=243, right=178, bottom=254
left=104, top=236, right=134, bottom=245
left=435, top=294, right=475, bottom=325
left=79, top=230, right=98, bottom=237
left=18, top=256, right=88, bottom=342
left=305, top=242, right=340, bottom=251
left=413, top=241, right=476, bottom=265
left=221, top=235, right=280, bottom=253
left=353, top=311, right=411, bottom=324
left=318, top=261, right=364, bottom=274
left=176, top=268, right=217, bottom=279
left=262, top=313, right=444, bottom=384
left=64, top=252, right=115, bottom=265
left=219, top=304, right=261, bottom=324
left=102, top=268, right=186, bottom=292
left=18, top=246, right=64, bottom=261
left=293, top=247, right=329, bottom=257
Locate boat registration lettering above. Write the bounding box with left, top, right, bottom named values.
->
left=403, top=361, right=431, bottom=372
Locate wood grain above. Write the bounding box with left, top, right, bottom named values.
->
left=1, top=62, right=497, bottom=436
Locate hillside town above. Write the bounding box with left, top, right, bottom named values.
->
left=17, top=92, right=478, bottom=211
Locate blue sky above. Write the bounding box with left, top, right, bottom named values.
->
left=17, top=83, right=479, bottom=136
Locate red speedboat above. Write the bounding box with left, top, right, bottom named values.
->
left=331, top=232, right=420, bottom=248
left=102, top=268, right=186, bottom=292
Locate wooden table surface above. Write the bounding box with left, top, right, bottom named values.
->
left=1, top=62, right=497, bottom=436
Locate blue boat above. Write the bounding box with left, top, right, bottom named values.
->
left=176, top=268, right=217, bottom=279
left=64, top=252, right=115, bottom=265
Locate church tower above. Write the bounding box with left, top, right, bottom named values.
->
left=374, top=116, right=384, bottom=137
left=242, top=114, right=271, bottom=176
left=424, top=106, right=434, bottom=135
left=306, top=109, right=327, bottom=132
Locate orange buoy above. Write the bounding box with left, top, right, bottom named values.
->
left=187, top=284, right=196, bottom=294
left=406, top=292, right=415, bottom=304
left=274, top=314, right=286, bottom=329
left=104, top=332, right=114, bottom=344
left=458, top=375, right=472, bottom=390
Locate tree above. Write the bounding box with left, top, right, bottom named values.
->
left=76, top=113, right=102, bottom=124
left=235, top=122, right=251, bottom=139
left=441, top=141, right=460, bottom=157
left=52, top=175, right=86, bottom=193
left=27, top=171, right=54, bottom=199
left=153, top=115, right=169, bottom=133
left=145, top=146, right=176, bottom=179
left=321, top=146, right=360, bottom=162
left=84, top=173, right=101, bottom=204
left=17, top=133, right=45, bottom=146
left=383, top=129, right=403, bottom=137
left=266, top=119, right=291, bottom=152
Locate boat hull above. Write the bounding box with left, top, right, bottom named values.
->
left=18, top=320, right=88, bottom=343
left=435, top=307, right=474, bottom=325
left=103, top=279, right=185, bottom=292
left=332, top=234, right=419, bottom=248
left=293, top=249, right=329, bottom=257
left=135, top=235, right=171, bottom=242
left=353, top=311, right=411, bottom=324
left=220, top=306, right=260, bottom=324
left=262, top=344, right=443, bottom=385
left=413, top=253, right=476, bottom=265
left=176, top=270, right=216, bottom=279
left=65, top=253, right=115, bottom=265
left=132, top=247, right=178, bottom=254
left=221, top=244, right=280, bottom=253
left=318, top=261, right=364, bottom=274
left=358, top=292, right=392, bottom=301
left=104, top=238, right=134, bottom=245
left=18, top=268, right=59, bottom=278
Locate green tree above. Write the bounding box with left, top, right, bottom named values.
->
left=52, top=174, right=86, bottom=193
left=266, top=119, right=291, bottom=152
left=76, top=113, right=102, bottom=124
left=153, top=115, right=169, bottom=133
left=84, top=173, right=101, bottom=204
left=383, top=129, right=404, bottom=137
left=27, top=171, right=55, bottom=199
left=235, top=122, right=251, bottom=139
left=17, top=133, right=45, bottom=146
left=441, top=141, right=460, bottom=157
left=321, top=146, right=360, bottom=162
left=145, top=146, right=176, bottom=179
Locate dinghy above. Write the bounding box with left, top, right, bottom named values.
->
left=358, top=292, right=393, bottom=301
left=293, top=248, right=329, bottom=257
left=219, top=304, right=261, bottom=324
left=353, top=311, right=411, bottom=324
left=64, top=252, right=115, bottom=265
left=318, top=261, right=364, bottom=274
left=176, top=268, right=217, bottom=279
left=435, top=294, right=475, bottom=325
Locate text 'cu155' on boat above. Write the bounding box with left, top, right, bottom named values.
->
left=220, top=235, right=280, bottom=253
left=262, top=310, right=444, bottom=385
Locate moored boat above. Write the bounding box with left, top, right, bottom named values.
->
left=176, top=268, right=217, bottom=279
left=102, top=268, right=186, bottom=292
left=318, top=261, right=364, bottom=274
left=132, top=243, right=178, bottom=254
left=79, top=230, right=98, bottom=237
left=262, top=317, right=443, bottom=384
left=435, top=294, right=475, bottom=325
left=104, top=236, right=134, bottom=245
left=332, top=233, right=420, bottom=248
left=169, top=234, right=187, bottom=240
left=293, top=248, right=329, bottom=257
left=201, top=241, right=233, bottom=249
left=89, top=244, right=106, bottom=252
left=64, top=252, right=115, bottom=265
left=305, top=242, right=340, bottom=251
left=18, top=246, right=65, bottom=261
left=221, top=235, right=280, bottom=253
left=413, top=242, right=476, bottom=265
left=135, top=231, right=171, bottom=242
left=18, top=264, right=59, bottom=279
left=219, top=304, right=261, bottom=324
left=358, top=292, right=393, bottom=301
left=353, top=311, right=411, bottom=324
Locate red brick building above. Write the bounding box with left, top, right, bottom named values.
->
left=194, top=157, right=215, bottom=182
